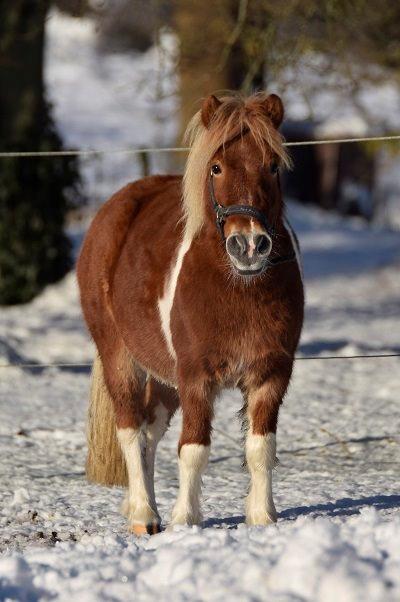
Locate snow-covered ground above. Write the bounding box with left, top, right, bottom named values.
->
left=1, top=9, right=399, bottom=601
left=1, top=200, right=399, bottom=600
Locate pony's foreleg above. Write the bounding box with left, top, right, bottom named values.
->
left=170, top=379, right=214, bottom=526
left=143, top=379, right=180, bottom=511
left=244, top=358, right=292, bottom=526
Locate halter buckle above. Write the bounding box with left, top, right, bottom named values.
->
left=215, top=205, right=225, bottom=224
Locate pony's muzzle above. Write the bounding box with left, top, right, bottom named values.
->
left=226, top=232, right=272, bottom=274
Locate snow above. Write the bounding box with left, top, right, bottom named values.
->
left=272, top=54, right=400, bottom=230
left=271, top=53, right=400, bottom=135
left=45, top=9, right=178, bottom=205
left=1, top=9, right=400, bottom=602
left=1, top=513, right=399, bottom=601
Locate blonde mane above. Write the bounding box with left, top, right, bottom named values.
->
left=182, top=92, right=291, bottom=239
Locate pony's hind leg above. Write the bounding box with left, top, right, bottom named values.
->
left=101, top=347, right=160, bottom=535
left=142, top=378, right=180, bottom=512
left=243, top=356, right=293, bottom=525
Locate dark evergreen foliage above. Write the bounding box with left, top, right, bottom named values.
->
left=0, top=105, right=82, bottom=305
left=0, top=0, right=83, bottom=305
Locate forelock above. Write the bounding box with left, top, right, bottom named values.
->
left=182, top=93, right=290, bottom=239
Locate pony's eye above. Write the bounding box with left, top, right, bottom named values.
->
left=270, top=162, right=279, bottom=175
left=211, top=164, right=221, bottom=175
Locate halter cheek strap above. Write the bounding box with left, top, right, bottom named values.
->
left=208, top=171, right=296, bottom=267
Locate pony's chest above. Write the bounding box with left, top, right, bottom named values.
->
left=171, top=250, right=301, bottom=383
left=194, top=305, right=280, bottom=385
left=219, top=317, right=272, bottom=365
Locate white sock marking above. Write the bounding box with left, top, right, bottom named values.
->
left=245, top=431, right=277, bottom=525
left=170, top=444, right=210, bottom=526
left=158, top=236, right=192, bottom=360
left=117, top=427, right=158, bottom=525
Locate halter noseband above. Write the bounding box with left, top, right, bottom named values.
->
left=208, top=170, right=296, bottom=267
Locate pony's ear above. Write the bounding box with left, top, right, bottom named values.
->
left=201, top=95, right=222, bottom=128
left=263, top=94, right=284, bottom=128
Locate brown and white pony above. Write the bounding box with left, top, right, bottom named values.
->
left=77, top=92, right=304, bottom=535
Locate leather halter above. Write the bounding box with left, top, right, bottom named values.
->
left=208, top=170, right=297, bottom=267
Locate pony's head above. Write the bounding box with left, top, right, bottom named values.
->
left=183, top=92, right=291, bottom=276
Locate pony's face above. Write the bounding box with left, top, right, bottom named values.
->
left=210, top=130, right=283, bottom=277
left=200, top=93, right=286, bottom=277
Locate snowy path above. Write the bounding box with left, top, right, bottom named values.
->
left=1, top=202, right=399, bottom=600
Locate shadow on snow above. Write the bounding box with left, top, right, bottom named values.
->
left=203, top=494, right=400, bottom=528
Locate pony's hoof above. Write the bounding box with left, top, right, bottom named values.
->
left=130, top=521, right=162, bottom=536
left=268, top=508, right=278, bottom=523
left=169, top=509, right=202, bottom=528
left=245, top=510, right=277, bottom=526
left=122, top=498, right=161, bottom=535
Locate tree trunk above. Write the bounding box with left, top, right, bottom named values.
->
left=0, top=0, right=47, bottom=142
left=175, top=0, right=231, bottom=141
left=175, top=0, right=266, bottom=144
left=0, top=0, right=82, bottom=305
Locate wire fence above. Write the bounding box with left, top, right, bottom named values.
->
left=1, top=133, right=400, bottom=158
left=0, top=353, right=399, bottom=370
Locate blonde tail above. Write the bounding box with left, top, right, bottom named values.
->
left=85, top=354, right=128, bottom=486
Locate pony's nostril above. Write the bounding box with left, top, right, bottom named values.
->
left=227, top=234, right=247, bottom=257
left=255, top=234, right=271, bottom=256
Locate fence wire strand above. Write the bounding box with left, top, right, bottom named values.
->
left=0, top=353, right=399, bottom=370
left=1, top=134, right=400, bottom=158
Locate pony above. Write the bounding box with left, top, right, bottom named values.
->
left=77, top=92, right=304, bottom=535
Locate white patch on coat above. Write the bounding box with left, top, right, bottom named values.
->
left=158, top=236, right=192, bottom=360
left=245, top=430, right=277, bottom=525
left=117, top=427, right=159, bottom=526
left=284, top=217, right=303, bottom=282
left=170, top=444, right=210, bottom=526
